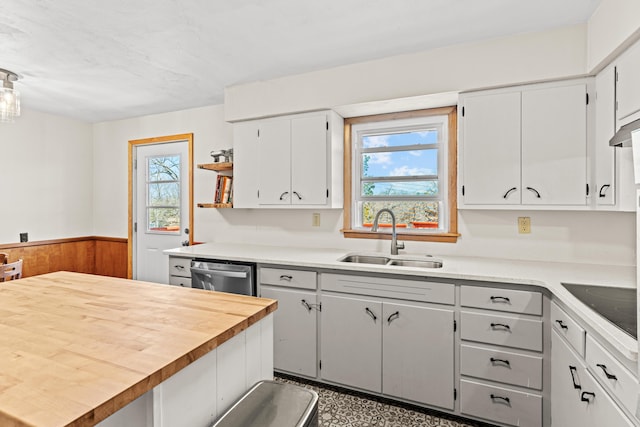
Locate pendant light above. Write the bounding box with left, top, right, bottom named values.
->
left=0, top=69, right=20, bottom=123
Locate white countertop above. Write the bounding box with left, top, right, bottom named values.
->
left=166, top=242, right=638, bottom=362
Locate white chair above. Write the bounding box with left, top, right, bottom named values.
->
left=2, top=259, right=23, bottom=281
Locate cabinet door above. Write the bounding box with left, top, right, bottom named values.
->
left=382, top=302, right=454, bottom=409
left=595, top=67, right=616, bottom=206
left=260, top=286, right=317, bottom=378
left=616, top=42, right=640, bottom=122
left=291, top=114, right=328, bottom=205
left=551, top=331, right=634, bottom=427
left=232, top=121, right=259, bottom=208
left=258, top=118, right=291, bottom=205
left=320, top=294, right=382, bottom=392
left=460, top=92, right=521, bottom=205
left=521, top=84, right=587, bottom=205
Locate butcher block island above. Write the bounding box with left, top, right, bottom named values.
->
left=0, top=272, right=277, bottom=427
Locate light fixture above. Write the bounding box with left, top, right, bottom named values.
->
left=0, top=69, right=20, bottom=123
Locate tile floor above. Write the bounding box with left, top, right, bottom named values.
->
left=275, top=375, right=491, bottom=427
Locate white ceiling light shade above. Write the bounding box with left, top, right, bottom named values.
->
left=0, top=69, right=20, bottom=123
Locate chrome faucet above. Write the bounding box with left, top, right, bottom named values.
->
left=371, top=209, right=405, bottom=255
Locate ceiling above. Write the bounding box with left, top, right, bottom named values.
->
left=1, top=0, right=601, bottom=123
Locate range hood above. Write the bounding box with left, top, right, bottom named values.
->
left=610, top=118, right=640, bottom=147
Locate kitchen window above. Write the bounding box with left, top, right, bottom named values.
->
left=146, top=154, right=182, bottom=233
left=343, top=107, right=459, bottom=243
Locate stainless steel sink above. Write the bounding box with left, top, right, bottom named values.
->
left=338, top=254, right=443, bottom=268
left=339, top=254, right=391, bottom=265
left=387, top=259, right=443, bottom=268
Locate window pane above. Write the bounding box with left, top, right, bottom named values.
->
left=360, top=201, right=440, bottom=230
left=362, top=180, right=438, bottom=197
left=148, top=208, right=180, bottom=232
left=149, top=156, right=181, bottom=181
left=148, top=182, right=180, bottom=206
left=362, top=130, right=438, bottom=148
left=363, top=149, right=437, bottom=178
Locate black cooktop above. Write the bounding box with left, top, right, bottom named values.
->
left=562, top=283, right=637, bottom=339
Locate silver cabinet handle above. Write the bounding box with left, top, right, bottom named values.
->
left=301, top=299, right=313, bottom=312
left=596, top=364, right=618, bottom=380
left=503, top=187, right=517, bottom=199
left=190, top=267, right=247, bottom=279
left=174, top=265, right=185, bottom=270
left=279, top=275, right=293, bottom=281
left=365, top=307, right=377, bottom=322
left=599, top=184, right=610, bottom=198
left=293, top=191, right=302, bottom=200
left=526, top=187, right=541, bottom=198
left=490, top=296, right=510, bottom=303
left=490, top=323, right=511, bottom=331
left=387, top=311, right=400, bottom=324
left=279, top=191, right=289, bottom=200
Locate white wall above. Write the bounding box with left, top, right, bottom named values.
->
left=225, top=25, right=587, bottom=122
left=92, top=105, right=234, bottom=242
left=0, top=108, right=93, bottom=243
left=587, top=0, right=640, bottom=72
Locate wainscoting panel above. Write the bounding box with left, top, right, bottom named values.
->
left=0, top=237, right=128, bottom=278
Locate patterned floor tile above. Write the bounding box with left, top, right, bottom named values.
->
left=275, top=375, right=489, bottom=427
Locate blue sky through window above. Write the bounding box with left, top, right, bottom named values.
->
left=362, top=130, right=438, bottom=178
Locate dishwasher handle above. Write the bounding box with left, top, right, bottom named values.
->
left=190, top=267, right=248, bottom=279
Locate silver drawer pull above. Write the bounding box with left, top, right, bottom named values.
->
left=301, top=299, right=312, bottom=312
left=490, top=394, right=511, bottom=405
left=490, top=357, right=510, bottom=367
left=596, top=364, right=618, bottom=380
left=490, top=296, right=510, bottom=303
left=555, top=320, right=568, bottom=330
left=490, top=323, right=511, bottom=331
left=365, top=307, right=377, bottom=322
left=279, top=275, right=293, bottom=281
left=581, top=391, right=595, bottom=403
left=174, top=265, right=185, bottom=270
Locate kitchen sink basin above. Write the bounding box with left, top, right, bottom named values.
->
left=338, top=254, right=443, bottom=269
left=387, top=259, right=443, bottom=268
left=339, top=254, right=391, bottom=265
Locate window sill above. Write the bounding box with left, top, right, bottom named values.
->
left=342, top=229, right=460, bottom=243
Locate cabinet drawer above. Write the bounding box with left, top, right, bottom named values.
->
left=586, top=335, right=638, bottom=415
left=461, top=286, right=542, bottom=315
left=322, top=273, right=454, bottom=305
left=550, top=301, right=585, bottom=357
left=169, top=276, right=192, bottom=288
left=460, top=379, right=542, bottom=427
left=260, top=268, right=317, bottom=290
left=169, top=257, right=192, bottom=278
left=461, top=311, right=543, bottom=351
left=460, top=344, right=542, bottom=390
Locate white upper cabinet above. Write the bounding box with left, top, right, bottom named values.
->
left=460, top=92, right=521, bottom=205
left=616, top=41, right=640, bottom=125
left=594, top=65, right=616, bottom=206
left=459, top=80, right=590, bottom=209
left=233, top=110, right=343, bottom=209
left=521, top=84, right=587, bottom=205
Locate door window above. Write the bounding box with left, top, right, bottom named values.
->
left=146, top=154, right=181, bottom=234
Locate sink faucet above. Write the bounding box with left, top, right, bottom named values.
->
left=371, top=209, right=405, bottom=255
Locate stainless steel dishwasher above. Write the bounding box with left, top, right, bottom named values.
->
left=190, top=259, right=256, bottom=296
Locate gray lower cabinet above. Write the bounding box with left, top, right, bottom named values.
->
left=551, top=330, right=634, bottom=427
left=459, top=285, right=545, bottom=427
left=261, top=286, right=318, bottom=378
left=320, top=293, right=455, bottom=410
left=320, top=294, right=382, bottom=392
left=259, top=267, right=319, bottom=378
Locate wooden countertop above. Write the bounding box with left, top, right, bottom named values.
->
left=0, top=271, right=277, bottom=427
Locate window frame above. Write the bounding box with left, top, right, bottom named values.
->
left=342, top=107, right=459, bottom=243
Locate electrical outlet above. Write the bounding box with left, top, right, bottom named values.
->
left=312, top=213, right=321, bottom=227
left=518, top=217, right=531, bottom=234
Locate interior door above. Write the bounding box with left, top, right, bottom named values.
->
left=134, top=140, right=191, bottom=283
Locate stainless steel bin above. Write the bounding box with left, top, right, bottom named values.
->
left=212, top=380, right=319, bottom=427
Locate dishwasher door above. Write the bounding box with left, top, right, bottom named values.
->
left=190, top=260, right=256, bottom=296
